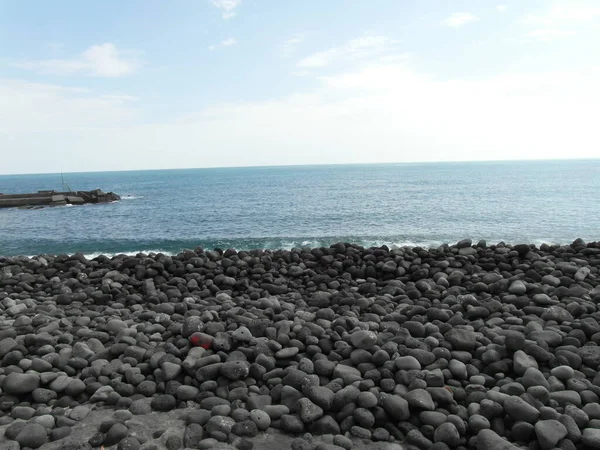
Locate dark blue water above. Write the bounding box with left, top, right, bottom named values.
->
left=1, top=160, right=599, bottom=257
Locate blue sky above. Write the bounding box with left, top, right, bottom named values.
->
left=1, top=0, right=599, bottom=174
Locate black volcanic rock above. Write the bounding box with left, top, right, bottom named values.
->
left=0, top=240, right=599, bottom=450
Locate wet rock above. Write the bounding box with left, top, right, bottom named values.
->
left=406, top=389, right=435, bottom=411
left=445, top=328, right=479, bottom=351
left=477, top=429, right=522, bottom=450
left=350, top=330, right=378, bottom=350
left=2, top=372, right=40, bottom=394
left=104, top=422, right=129, bottom=446
left=15, top=423, right=47, bottom=448
left=535, top=420, right=568, bottom=450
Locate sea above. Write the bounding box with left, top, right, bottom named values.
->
left=0, top=160, right=599, bottom=258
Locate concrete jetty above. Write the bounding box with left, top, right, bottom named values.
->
left=0, top=189, right=121, bottom=208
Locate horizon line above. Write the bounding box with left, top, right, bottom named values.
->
left=1, top=156, right=599, bottom=177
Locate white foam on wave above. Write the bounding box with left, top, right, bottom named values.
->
left=120, top=195, right=144, bottom=200
left=83, top=249, right=177, bottom=259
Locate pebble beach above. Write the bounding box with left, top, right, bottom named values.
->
left=1, top=239, right=600, bottom=450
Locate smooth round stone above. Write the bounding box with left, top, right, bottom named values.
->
left=206, top=415, right=236, bottom=435
left=231, top=420, right=259, bottom=438
left=50, top=426, right=72, bottom=441
left=297, top=398, right=324, bottom=423
left=11, top=406, right=36, bottom=420
left=353, top=408, right=375, bottom=428
left=276, top=347, right=299, bottom=359
left=3, top=372, right=40, bottom=394
left=262, top=405, right=289, bottom=420
left=281, top=415, right=305, bottom=433
left=551, top=366, right=575, bottom=381
left=69, top=405, right=91, bottom=421
left=104, top=423, right=129, bottom=446
left=504, top=396, right=540, bottom=423
left=409, top=349, right=436, bottom=366
left=395, top=356, right=421, bottom=371
left=117, top=437, right=141, bottom=450
left=541, top=305, right=573, bottom=323
left=468, top=414, right=490, bottom=433
left=184, top=423, right=204, bottom=448
left=5, top=422, right=27, bottom=441
left=333, top=434, right=353, bottom=449
left=434, top=422, right=460, bottom=447
left=232, top=326, right=253, bottom=343
left=514, top=351, right=539, bottom=376
left=372, top=427, right=390, bottom=442
left=350, top=330, right=378, bottom=350
left=582, top=429, right=600, bottom=448
left=250, top=409, right=271, bottom=430
left=535, top=419, right=567, bottom=449
left=231, top=409, right=250, bottom=422
left=15, top=423, right=47, bottom=449
left=151, top=394, right=176, bottom=412
left=564, top=404, right=589, bottom=428
left=161, top=362, right=182, bottom=381
left=470, top=376, right=486, bottom=386
left=405, top=389, right=435, bottom=411
left=130, top=399, right=152, bottom=415
left=187, top=409, right=212, bottom=425
left=448, top=359, right=468, bottom=380
left=550, top=391, right=582, bottom=407
left=66, top=378, right=87, bottom=396
left=509, top=281, right=527, bottom=295
left=32, top=388, right=58, bottom=403
left=221, top=361, right=250, bottom=380
left=420, top=411, right=447, bottom=428
left=584, top=403, right=600, bottom=419
left=382, top=394, right=410, bottom=421
left=528, top=386, right=550, bottom=404
left=357, top=392, right=378, bottom=409
left=350, top=425, right=371, bottom=439
left=505, top=331, right=526, bottom=352
left=32, top=414, right=56, bottom=429
left=198, top=438, right=221, bottom=449
left=114, top=410, right=133, bottom=421
left=522, top=367, right=549, bottom=390
left=478, top=429, right=523, bottom=450
left=212, top=405, right=231, bottom=416
left=176, top=385, right=199, bottom=401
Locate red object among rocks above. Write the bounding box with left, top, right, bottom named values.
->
left=189, top=332, right=214, bottom=350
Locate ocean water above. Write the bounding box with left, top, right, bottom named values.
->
left=0, top=160, right=599, bottom=257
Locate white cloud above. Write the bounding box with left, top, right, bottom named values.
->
left=2, top=63, right=599, bottom=174
left=210, top=0, right=242, bottom=19
left=12, top=43, right=138, bottom=77
left=528, top=29, right=576, bottom=41
left=443, top=12, right=479, bottom=28
left=497, top=5, right=508, bottom=12
left=297, top=36, right=396, bottom=68
left=281, top=35, right=305, bottom=57
left=0, top=79, right=137, bottom=135
left=208, top=38, right=238, bottom=51
left=523, top=4, right=600, bottom=26
left=521, top=3, right=600, bottom=40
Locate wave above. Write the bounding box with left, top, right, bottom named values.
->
left=11, top=235, right=585, bottom=259
left=120, top=195, right=144, bottom=200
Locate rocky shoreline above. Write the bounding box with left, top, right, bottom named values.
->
left=1, top=239, right=600, bottom=450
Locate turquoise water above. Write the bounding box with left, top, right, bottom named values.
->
left=0, top=160, right=599, bottom=257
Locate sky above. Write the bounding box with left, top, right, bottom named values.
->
left=1, top=0, right=599, bottom=174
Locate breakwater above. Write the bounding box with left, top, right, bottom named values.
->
left=0, top=189, right=120, bottom=209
